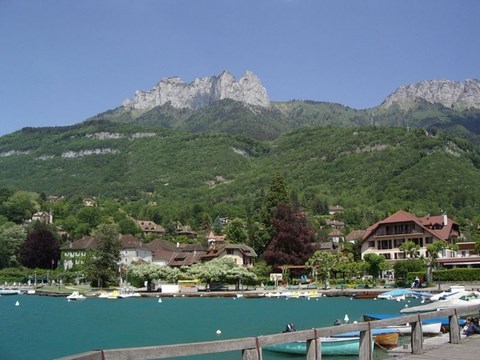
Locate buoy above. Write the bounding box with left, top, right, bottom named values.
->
left=405, top=304, right=408, bottom=308
left=15, top=301, right=20, bottom=306
left=344, top=314, right=349, bottom=323
left=158, top=298, right=162, bottom=303
left=216, top=329, right=221, bottom=336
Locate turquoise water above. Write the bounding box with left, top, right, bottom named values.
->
left=0, top=294, right=417, bottom=360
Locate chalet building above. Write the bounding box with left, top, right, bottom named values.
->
left=201, top=243, right=257, bottom=268
left=360, top=210, right=461, bottom=264
left=136, top=220, right=166, bottom=236
left=326, top=219, right=345, bottom=229
left=327, top=229, right=344, bottom=244
left=31, top=211, right=53, bottom=224
left=167, top=244, right=206, bottom=267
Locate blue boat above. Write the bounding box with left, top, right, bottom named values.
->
left=377, top=289, right=433, bottom=300
left=363, top=313, right=466, bottom=329
left=264, top=337, right=364, bottom=356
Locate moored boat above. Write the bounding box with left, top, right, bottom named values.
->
left=374, top=331, right=399, bottom=349
left=400, top=290, right=480, bottom=314
left=66, top=291, right=86, bottom=301
left=264, top=336, right=363, bottom=356
left=363, top=313, right=465, bottom=332
left=0, top=288, right=21, bottom=295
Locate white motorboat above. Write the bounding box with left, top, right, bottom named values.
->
left=427, top=285, right=465, bottom=302
left=66, top=291, right=86, bottom=301
left=401, top=290, right=480, bottom=313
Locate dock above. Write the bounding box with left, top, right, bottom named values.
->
left=389, top=333, right=480, bottom=359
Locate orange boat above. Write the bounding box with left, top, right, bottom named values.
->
left=374, top=331, right=399, bottom=349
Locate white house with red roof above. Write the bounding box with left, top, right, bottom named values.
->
left=360, top=210, right=461, bottom=263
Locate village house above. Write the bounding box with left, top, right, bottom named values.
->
left=31, top=211, right=53, bottom=224
left=136, top=220, right=165, bottom=236
left=201, top=243, right=257, bottom=268
left=61, top=236, right=97, bottom=270
left=60, top=234, right=152, bottom=270
left=360, top=210, right=461, bottom=264
left=119, top=234, right=152, bottom=266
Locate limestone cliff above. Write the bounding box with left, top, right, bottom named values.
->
left=122, top=70, right=270, bottom=111
left=382, top=79, right=480, bottom=110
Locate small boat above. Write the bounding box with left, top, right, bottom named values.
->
left=117, top=290, right=141, bottom=299
left=0, top=288, right=21, bottom=295
left=264, top=337, right=363, bottom=356
left=353, top=292, right=381, bottom=299
left=364, top=313, right=465, bottom=332
left=377, top=289, right=432, bottom=301
left=428, top=285, right=465, bottom=302
left=374, top=332, right=399, bottom=349
left=334, top=327, right=399, bottom=348
left=66, top=291, right=86, bottom=301
left=400, top=290, right=480, bottom=314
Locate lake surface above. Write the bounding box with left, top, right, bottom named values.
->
left=0, top=293, right=417, bottom=360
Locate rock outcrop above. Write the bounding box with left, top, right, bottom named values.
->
left=122, top=70, right=270, bottom=111
left=382, top=78, right=480, bottom=110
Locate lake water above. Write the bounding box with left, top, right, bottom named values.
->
left=0, top=293, right=417, bottom=360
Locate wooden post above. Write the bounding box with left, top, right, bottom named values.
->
left=306, top=336, right=320, bottom=360
left=411, top=319, right=423, bottom=355
left=358, top=328, right=373, bottom=360
left=449, top=312, right=461, bottom=344
left=242, top=348, right=260, bottom=360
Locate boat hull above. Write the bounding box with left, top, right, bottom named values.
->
left=264, top=337, right=362, bottom=356
left=374, top=332, right=399, bottom=349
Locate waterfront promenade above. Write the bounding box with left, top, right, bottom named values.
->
left=389, top=333, right=480, bottom=360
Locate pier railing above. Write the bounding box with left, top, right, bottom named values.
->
left=59, top=304, right=480, bottom=360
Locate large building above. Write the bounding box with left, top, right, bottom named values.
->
left=360, top=210, right=461, bottom=263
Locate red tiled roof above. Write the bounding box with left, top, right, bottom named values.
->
left=120, top=234, right=143, bottom=249
left=346, top=230, right=366, bottom=241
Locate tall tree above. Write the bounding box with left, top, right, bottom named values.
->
left=19, top=223, right=60, bottom=269
left=0, top=223, right=26, bottom=268
left=260, top=173, right=290, bottom=249
left=424, top=240, right=458, bottom=284
left=262, top=204, right=314, bottom=270
left=363, top=253, right=388, bottom=282
left=85, top=223, right=121, bottom=288
left=305, top=251, right=338, bottom=289
left=225, top=218, right=247, bottom=244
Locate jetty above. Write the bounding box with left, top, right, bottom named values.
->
left=59, top=304, right=480, bottom=360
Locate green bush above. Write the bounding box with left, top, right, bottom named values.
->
left=433, top=268, right=480, bottom=282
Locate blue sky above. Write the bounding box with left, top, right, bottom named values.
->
left=0, top=0, right=478, bottom=136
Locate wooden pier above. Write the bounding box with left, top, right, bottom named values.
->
left=389, top=333, right=480, bottom=360
left=59, top=304, right=480, bottom=360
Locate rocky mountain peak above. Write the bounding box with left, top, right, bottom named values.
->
left=382, top=78, right=480, bottom=110
left=122, top=70, right=270, bottom=111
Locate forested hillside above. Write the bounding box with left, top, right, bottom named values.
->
left=1, top=118, right=479, bottom=227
